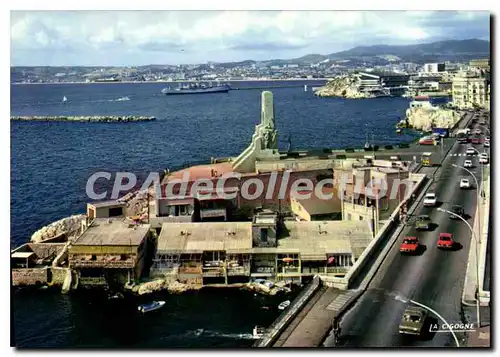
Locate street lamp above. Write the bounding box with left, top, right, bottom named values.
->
left=437, top=207, right=481, bottom=328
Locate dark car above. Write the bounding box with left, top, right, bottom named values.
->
left=399, top=306, right=428, bottom=336
left=450, top=205, right=465, bottom=219
left=415, top=215, right=432, bottom=230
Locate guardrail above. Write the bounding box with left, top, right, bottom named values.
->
left=253, top=276, right=321, bottom=347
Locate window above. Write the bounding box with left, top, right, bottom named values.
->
left=108, top=207, right=123, bottom=217
left=359, top=215, right=363, bottom=221
left=260, top=228, right=268, bottom=243
left=347, top=214, right=352, bottom=221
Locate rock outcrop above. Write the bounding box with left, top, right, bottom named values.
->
left=406, top=107, right=460, bottom=132
left=118, top=189, right=149, bottom=217
left=30, top=214, right=86, bottom=243
left=314, top=75, right=371, bottom=99
left=131, top=279, right=200, bottom=295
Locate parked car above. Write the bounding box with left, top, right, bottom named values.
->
left=400, top=237, right=420, bottom=254
left=399, top=306, right=428, bottom=335
left=464, top=160, right=473, bottom=168
left=471, top=137, right=480, bottom=145
left=460, top=178, right=471, bottom=189
left=450, top=205, right=465, bottom=219
left=474, top=129, right=482, bottom=135
left=415, top=215, right=432, bottom=230
left=423, top=193, right=437, bottom=206
left=437, top=233, right=454, bottom=249
left=484, top=140, right=490, bottom=148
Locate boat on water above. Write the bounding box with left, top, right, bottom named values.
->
left=161, top=82, right=230, bottom=95
left=116, top=96, right=130, bottom=101
left=137, top=300, right=165, bottom=313
left=62, top=96, right=67, bottom=102
left=278, top=300, right=291, bottom=310
left=253, top=326, right=266, bottom=339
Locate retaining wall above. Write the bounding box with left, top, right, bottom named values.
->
left=253, top=276, right=321, bottom=347
left=12, top=268, right=48, bottom=286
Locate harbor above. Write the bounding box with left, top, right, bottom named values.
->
left=10, top=82, right=488, bottom=348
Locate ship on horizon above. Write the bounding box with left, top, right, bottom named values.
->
left=161, top=81, right=231, bottom=95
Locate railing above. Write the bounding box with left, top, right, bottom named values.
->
left=254, top=276, right=321, bottom=347
left=71, top=260, right=134, bottom=268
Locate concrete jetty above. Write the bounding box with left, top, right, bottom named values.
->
left=11, top=115, right=156, bottom=123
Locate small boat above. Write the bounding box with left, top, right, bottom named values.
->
left=396, top=129, right=402, bottom=134
left=278, top=300, right=291, bottom=310
left=137, top=300, right=165, bottom=313
left=108, top=292, right=124, bottom=300
left=261, top=306, right=270, bottom=310
left=194, top=328, right=204, bottom=336
left=62, top=96, right=67, bottom=102
left=116, top=96, right=130, bottom=101
left=253, top=326, right=266, bottom=339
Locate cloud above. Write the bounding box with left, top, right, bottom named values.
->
left=10, top=10, right=490, bottom=66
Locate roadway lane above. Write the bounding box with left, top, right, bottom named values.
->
left=326, top=123, right=486, bottom=347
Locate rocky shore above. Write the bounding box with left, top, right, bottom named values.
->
left=128, top=278, right=293, bottom=296
left=11, top=115, right=156, bottom=122
left=314, top=75, right=372, bottom=99
left=405, top=106, right=460, bottom=132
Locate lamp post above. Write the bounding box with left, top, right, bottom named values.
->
left=437, top=207, right=481, bottom=328
left=459, top=145, right=485, bottom=201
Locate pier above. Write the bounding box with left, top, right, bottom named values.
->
left=10, top=115, right=156, bottom=123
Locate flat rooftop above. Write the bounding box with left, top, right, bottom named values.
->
left=157, top=222, right=253, bottom=253
left=252, top=221, right=372, bottom=259
left=73, top=218, right=150, bottom=246
left=162, top=162, right=234, bottom=184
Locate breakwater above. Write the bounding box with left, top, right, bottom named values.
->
left=11, top=115, right=156, bottom=122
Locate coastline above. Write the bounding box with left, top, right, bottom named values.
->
left=11, top=78, right=330, bottom=85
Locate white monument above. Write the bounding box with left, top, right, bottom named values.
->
left=232, top=91, right=280, bottom=173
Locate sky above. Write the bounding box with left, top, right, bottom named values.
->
left=10, top=10, right=490, bottom=66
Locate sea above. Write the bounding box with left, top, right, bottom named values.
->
left=10, top=80, right=417, bottom=348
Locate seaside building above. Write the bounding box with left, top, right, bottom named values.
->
left=68, top=204, right=153, bottom=285
left=151, top=219, right=372, bottom=285
left=452, top=71, right=489, bottom=109
left=356, top=71, right=409, bottom=96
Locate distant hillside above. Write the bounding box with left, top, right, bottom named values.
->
left=260, top=39, right=490, bottom=65
left=326, top=39, right=490, bottom=63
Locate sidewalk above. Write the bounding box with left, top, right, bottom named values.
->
left=467, top=325, right=490, bottom=347
left=462, top=166, right=490, bottom=305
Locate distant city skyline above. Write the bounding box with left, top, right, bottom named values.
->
left=11, top=10, right=490, bottom=66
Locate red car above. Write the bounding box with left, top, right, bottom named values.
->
left=437, top=233, right=454, bottom=249
left=400, top=237, right=419, bottom=253
left=471, top=137, right=480, bottom=145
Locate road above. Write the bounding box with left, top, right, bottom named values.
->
left=325, top=112, right=489, bottom=347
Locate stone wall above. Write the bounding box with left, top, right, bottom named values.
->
left=12, top=268, right=48, bottom=286
left=30, top=214, right=86, bottom=243
left=50, top=267, right=68, bottom=286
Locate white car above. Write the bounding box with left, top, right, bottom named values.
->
left=464, top=160, right=473, bottom=168
left=460, top=178, right=471, bottom=189
left=484, top=140, right=490, bottom=148
left=479, top=154, right=489, bottom=164
left=466, top=148, right=476, bottom=155
left=423, top=193, right=437, bottom=207
left=474, top=129, right=482, bottom=135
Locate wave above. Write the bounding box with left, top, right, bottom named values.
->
left=110, top=96, right=131, bottom=102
